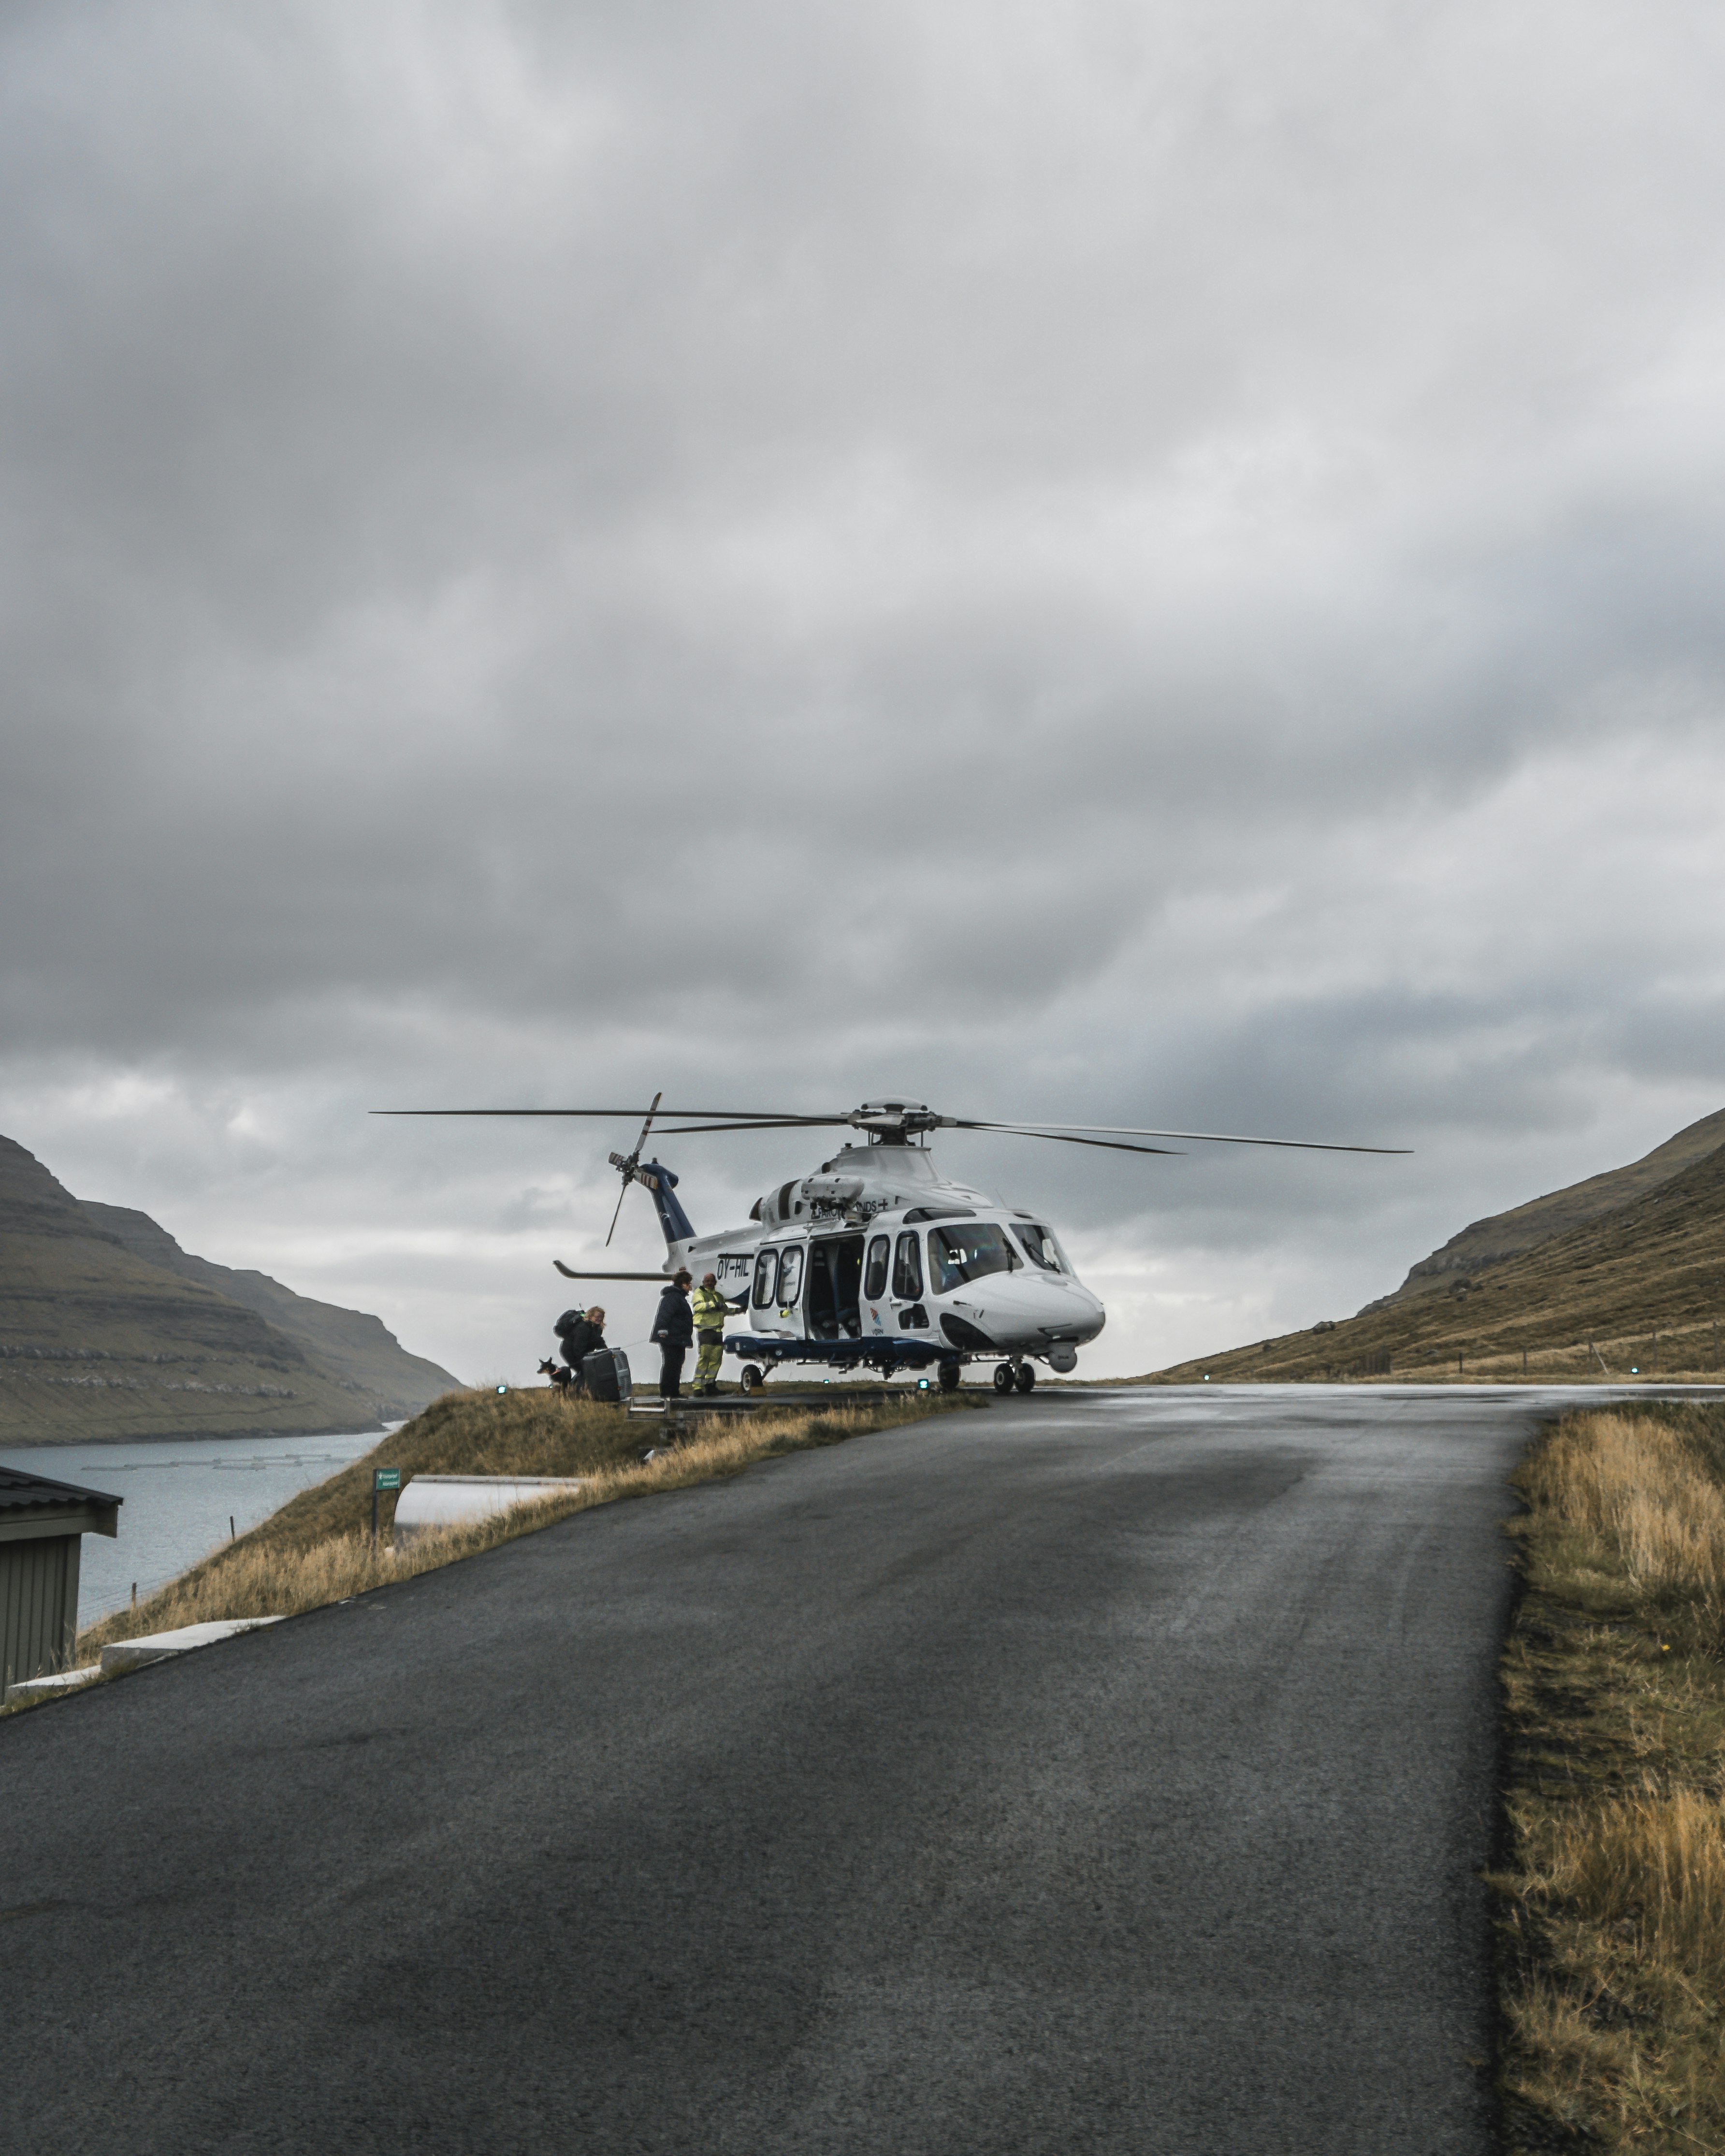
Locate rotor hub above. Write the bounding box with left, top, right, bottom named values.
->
left=851, top=1100, right=938, bottom=1143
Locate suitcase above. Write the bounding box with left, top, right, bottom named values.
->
left=581, top=1347, right=632, bottom=1404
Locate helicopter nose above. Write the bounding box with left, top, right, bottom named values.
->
left=1030, top=1279, right=1104, bottom=1345
left=1056, top=1282, right=1106, bottom=1342
left=945, top=1271, right=1105, bottom=1350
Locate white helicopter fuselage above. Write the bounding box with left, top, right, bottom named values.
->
left=390, top=1088, right=1401, bottom=1387
left=655, top=1140, right=1106, bottom=1379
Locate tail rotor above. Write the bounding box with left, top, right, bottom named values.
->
left=604, top=1091, right=663, bottom=1247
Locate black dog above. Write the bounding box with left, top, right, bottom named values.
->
left=537, top=1357, right=576, bottom=1394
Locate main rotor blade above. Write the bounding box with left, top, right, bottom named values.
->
left=970, top=1128, right=1184, bottom=1158
left=650, top=1118, right=854, bottom=1136
left=603, top=1177, right=630, bottom=1248
left=370, top=1107, right=823, bottom=1120
left=946, top=1119, right=1410, bottom=1155
left=373, top=1103, right=1407, bottom=1152
left=645, top=1119, right=1177, bottom=1153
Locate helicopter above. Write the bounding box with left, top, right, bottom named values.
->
left=377, top=1097, right=1407, bottom=1394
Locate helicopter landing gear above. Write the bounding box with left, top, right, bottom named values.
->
left=937, top=1360, right=961, bottom=1392
left=1015, top=1362, right=1036, bottom=1395
left=739, top=1364, right=766, bottom=1395
left=992, top=1362, right=1014, bottom=1393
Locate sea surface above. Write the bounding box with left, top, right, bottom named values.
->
left=0, top=1429, right=390, bottom=1621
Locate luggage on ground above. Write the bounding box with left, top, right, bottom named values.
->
left=581, top=1347, right=632, bottom=1404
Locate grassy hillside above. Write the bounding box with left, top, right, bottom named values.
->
left=1147, top=1120, right=1725, bottom=1384
left=1370, top=1106, right=1725, bottom=1308
left=79, top=1200, right=459, bottom=1416
left=0, top=1136, right=410, bottom=1443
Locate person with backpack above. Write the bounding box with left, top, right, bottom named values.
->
left=650, top=1271, right=695, bottom=1400
left=690, top=1272, right=742, bottom=1396
left=553, top=1306, right=607, bottom=1392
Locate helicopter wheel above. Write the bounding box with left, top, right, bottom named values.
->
left=992, top=1362, right=1014, bottom=1393
left=1015, top=1363, right=1036, bottom=1395
left=937, top=1360, right=961, bottom=1393
left=739, top=1364, right=766, bottom=1395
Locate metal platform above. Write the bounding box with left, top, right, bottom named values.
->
left=626, top=1396, right=764, bottom=1423
left=625, top=1385, right=931, bottom=1426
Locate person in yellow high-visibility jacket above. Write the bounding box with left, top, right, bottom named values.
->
left=691, top=1273, right=740, bottom=1396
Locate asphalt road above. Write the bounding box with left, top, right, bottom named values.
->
left=4, top=1386, right=1562, bottom=2154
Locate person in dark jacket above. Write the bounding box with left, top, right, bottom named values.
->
left=554, top=1306, right=607, bottom=1391
left=650, top=1271, right=694, bottom=1400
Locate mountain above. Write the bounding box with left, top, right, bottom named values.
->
left=77, top=1201, right=457, bottom=1418
left=1144, top=1109, right=1725, bottom=1385
left=0, top=1135, right=462, bottom=1443
left=1359, top=1107, right=1725, bottom=1309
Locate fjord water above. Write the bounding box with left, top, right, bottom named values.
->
left=0, top=1430, right=387, bottom=1620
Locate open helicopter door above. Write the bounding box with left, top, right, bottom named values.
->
left=805, top=1235, right=864, bottom=1341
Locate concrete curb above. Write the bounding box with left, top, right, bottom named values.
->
left=100, top=1615, right=286, bottom=1676
left=4, top=1664, right=105, bottom=1705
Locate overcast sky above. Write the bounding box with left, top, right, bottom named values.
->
left=4, top=0, right=1724, bottom=1384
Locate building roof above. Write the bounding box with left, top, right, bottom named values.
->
left=0, top=1467, right=123, bottom=1535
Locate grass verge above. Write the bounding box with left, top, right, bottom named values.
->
left=0, top=1386, right=974, bottom=1714
left=1495, top=1403, right=1725, bottom=2152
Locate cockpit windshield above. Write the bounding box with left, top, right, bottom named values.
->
left=1011, top=1222, right=1071, bottom=1273
left=928, top=1223, right=1023, bottom=1294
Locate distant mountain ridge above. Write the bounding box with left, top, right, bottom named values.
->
left=0, top=1134, right=462, bottom=1444
left=1145, top=1107, right=1725, bottom=1385
left=77, top=1201, right=458, bottom=1415
left=1360, top=1107, right=1725, bottom=1312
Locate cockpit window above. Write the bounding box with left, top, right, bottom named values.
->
left=927, top=1223, right=1023, bottom=1294
left=863, top=1234, right=890, bottom=1301
left=1011, top=1222, right=1071, bottom=1273
left=891, top=1230, right=923, bottom=1301
left=752, top=1248, right=780, bottom=1308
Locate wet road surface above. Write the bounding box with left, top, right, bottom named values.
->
left=4, top=1387, right=1566, bottom=2153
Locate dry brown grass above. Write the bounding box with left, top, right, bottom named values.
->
left=1538, top=1783, right=1725, bottom=1975
left=1497, top=1404, right=1725, bottom=2152
left=1526, top=1412, right=1725, bottom=1603
left=58, top=1387, right=968, bottom=1669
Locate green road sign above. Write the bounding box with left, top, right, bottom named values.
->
left=374, top=1468, right=402, bottom=1491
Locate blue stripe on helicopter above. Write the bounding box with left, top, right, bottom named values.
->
left=723, top=1333, right=955, bottom=1364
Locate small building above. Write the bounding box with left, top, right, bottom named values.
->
left=1, top=1469, right=122, bottom=1691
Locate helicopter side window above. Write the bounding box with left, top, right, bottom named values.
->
left=777, top=1244, right=805, bottom=1307
left=891, top=1230, right=922, bottom=1301
left=1011, top=1222, right=1070, bottom=1273
left=752, top=1248, right=780, bottom=1309
left=863, top=1234, right=890, bottom=1301
left=928, top=1223, right=1022, bottom=1294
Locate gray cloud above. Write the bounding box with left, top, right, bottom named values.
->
left=3, top=0, right=1724, bottom=1378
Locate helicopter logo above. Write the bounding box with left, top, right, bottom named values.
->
left=376, top=1097, right=1406, bottom=1392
